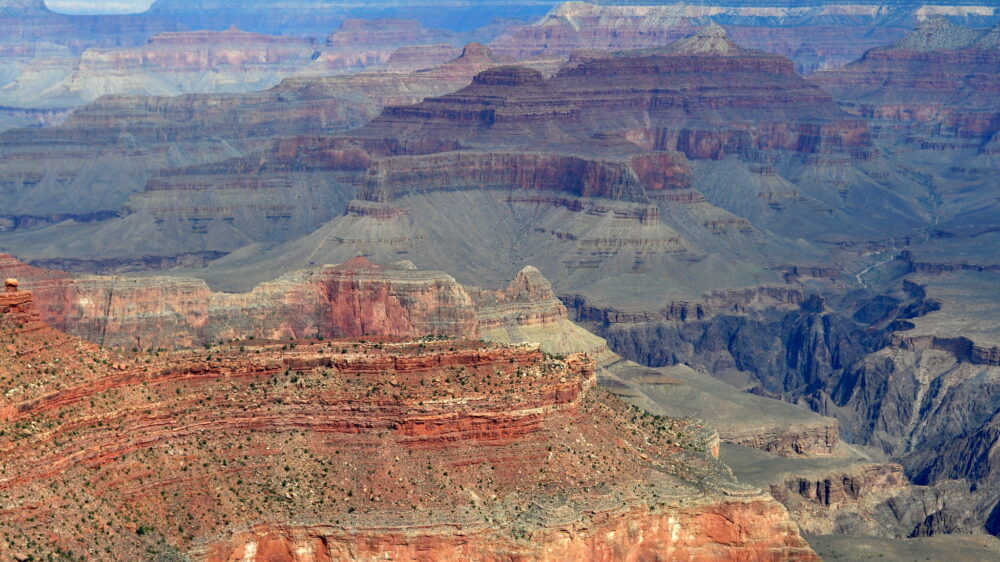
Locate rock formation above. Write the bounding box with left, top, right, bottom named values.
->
left=0, top=288, right=819, bottom=561
left=489, top=2, right=998, bottom=73
left=5, top=256, right=479, bottom=349
left=355, top=35, right=868, bottom=160
left=812, top=18, right=1000, bottom=142
left=0, top=43, right=520, bottom=239
left=0, top=28, right=320, bottom=110
left=1, top=254, right=608, bottom=360
left=0, top=277, right=36, bottom=318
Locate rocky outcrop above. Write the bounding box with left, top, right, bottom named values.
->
left=0, top=292, right=818, bottom=560
left=472, top=265, right=611, bottom=361
left=0, top=277, right=37, bottom=318
left=770, top=463, right=908, bottom=510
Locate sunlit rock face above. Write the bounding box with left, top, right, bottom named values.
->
left=0, top=284, right=818, bottom=561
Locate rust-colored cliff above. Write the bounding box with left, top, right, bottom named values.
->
left=0, top=285, right=818, bottom=561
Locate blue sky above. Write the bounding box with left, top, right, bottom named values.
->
left=46, top=0, right=155, bottom=14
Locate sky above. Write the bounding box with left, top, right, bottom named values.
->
left=45, top=0, right=156, bottom=14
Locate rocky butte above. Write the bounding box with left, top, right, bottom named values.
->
left=0, top=254, right=608, bottom=359
left=0, top=284, right=819, bottom=560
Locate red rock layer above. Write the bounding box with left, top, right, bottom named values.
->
left=3, top=256, right=480, bottom=350
left=203, top=500, right=817, bottom=562
left=0, top=297, right=818, bottom=561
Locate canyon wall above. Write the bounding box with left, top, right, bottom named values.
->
left=0, top=285, right=818, bottom=560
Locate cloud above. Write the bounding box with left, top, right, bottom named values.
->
left=45, top=0, right=156, bottom=14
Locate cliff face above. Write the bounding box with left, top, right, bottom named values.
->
left=0, top=287, right=818, bottom=561
left=10, top=256, right=480, bottom=349
left=201, top=500, right=816, bottom=562
left=361, top=151, right=650, bottom=204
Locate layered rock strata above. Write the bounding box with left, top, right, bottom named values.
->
left=0, top=255, right=608, bottom=360
left=190, top=28, right=893, bottom=301
left=0, top=43, right=517, bottom=232
left=356, top=29, right=869, bottom=161
left=490, top=2, right=990, bottom=72
left=0, top=290, right=819, bottom=561
left=11, top=256, right=481, bottom=349
left=811, top=18, right=1000, bottom=142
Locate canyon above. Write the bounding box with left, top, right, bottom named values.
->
left=11, top=23, right=918, bottom=304
left=5, top=254, right=985, bottom=553
left=0, top=280, right=819, bottom=561
left=1, top=2, right=1000, bottom=559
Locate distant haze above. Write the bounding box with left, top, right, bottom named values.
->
left=45, top=0, right=155, bottom=14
